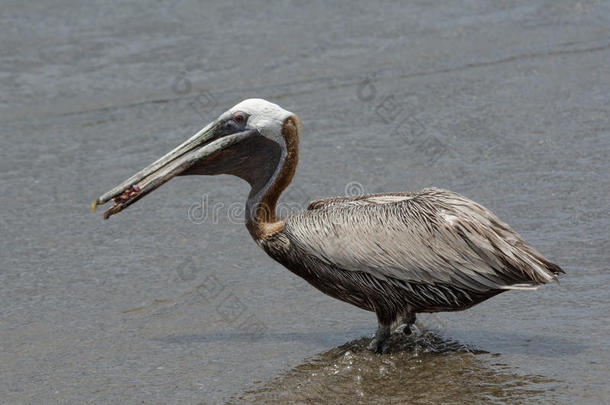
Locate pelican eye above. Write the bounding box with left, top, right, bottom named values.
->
left=222, top=112, right=249, bottom=133
left=233, top=112, right=247, bottom=125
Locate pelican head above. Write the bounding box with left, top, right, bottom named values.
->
left=93, top=98, right=300, bottom=220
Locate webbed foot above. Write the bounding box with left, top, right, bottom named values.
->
left=400, top=312, right=416, bottom=335
left=368, top=324, right=391, bottom=354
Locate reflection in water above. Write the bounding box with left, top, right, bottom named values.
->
left=232, top=328, right=558, bottom=404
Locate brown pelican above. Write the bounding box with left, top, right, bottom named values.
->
left=93, top=99, right=564, bottom=353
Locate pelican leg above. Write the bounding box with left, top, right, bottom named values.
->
left=368, top=323, right=391, bottom=354
left=401, top=312, right=416, bottom=335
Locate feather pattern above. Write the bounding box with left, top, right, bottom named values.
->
left=261, top=188, right=563, bottom=323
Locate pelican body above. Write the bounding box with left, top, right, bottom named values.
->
left=94, top=99, right=563, bottom=352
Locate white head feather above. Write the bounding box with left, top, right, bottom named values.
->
left=224, top=98, right=294, bottom=144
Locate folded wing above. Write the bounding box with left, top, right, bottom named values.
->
left=285, top=188, right=563, bottom=293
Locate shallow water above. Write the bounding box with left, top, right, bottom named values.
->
left=1, top=1, right=609, bottom=404
left=237, top=332, right=559, bottom=404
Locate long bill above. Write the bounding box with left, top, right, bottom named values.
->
left=92, top=120, right=252, bottom=219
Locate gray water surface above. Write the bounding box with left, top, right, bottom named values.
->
left=1, top=1, right=609, bottom=404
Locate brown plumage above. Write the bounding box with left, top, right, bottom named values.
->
left=94, top=99, right=564, bottom=353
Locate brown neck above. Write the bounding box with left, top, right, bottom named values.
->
left=244, top=115, right=300, bottom=240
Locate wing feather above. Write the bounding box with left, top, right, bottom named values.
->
left=285, top=188, right=562, bottom=293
